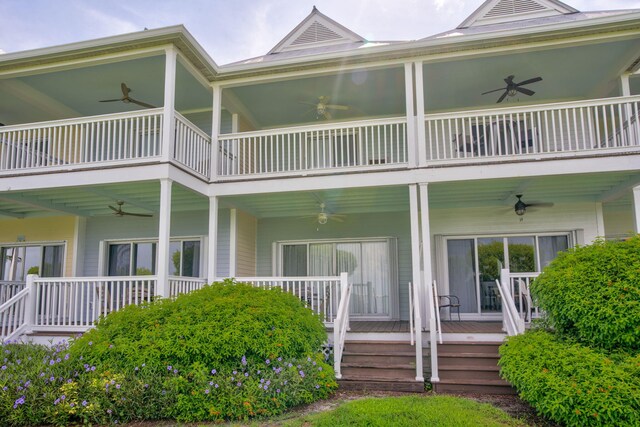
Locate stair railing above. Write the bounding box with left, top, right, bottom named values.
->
left=411, top=281, right=424, bottom=382
left=431, top=280, right=443, bottom=344
left=427, top=279, right=439, bottom=383
left=497, top=269, right=525, bottom=335
left=0, top=275, right=37, bottom=341
left=333, top=272, right=352, bottom=379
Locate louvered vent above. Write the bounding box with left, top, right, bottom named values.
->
left=485, top=0, right=548, bottom=18
left=291, top=21, right=342, bottom=45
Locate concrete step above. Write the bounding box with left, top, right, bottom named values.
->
left=435, top=378, right=516, bottom=395
left=338, top=378, right=424, bottom=393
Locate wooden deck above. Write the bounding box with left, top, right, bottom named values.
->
left=343, top=321, right=503, bottom=334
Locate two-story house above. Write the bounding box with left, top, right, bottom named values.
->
left=1, top=0, right=639, bottom=393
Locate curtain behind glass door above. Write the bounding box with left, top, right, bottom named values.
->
left=447, top=239, right=477, bottom=313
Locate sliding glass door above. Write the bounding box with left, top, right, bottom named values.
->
left=446, top=234, right=569, bottom=316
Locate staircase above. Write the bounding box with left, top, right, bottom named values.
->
left=337, top=340, right=425, bottom=392
left=434, top=341, right=515, bottom=394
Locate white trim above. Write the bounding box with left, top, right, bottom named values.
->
left=0, top=241, right=67, bottom=279
left=229, top=208, right=237, bottom=277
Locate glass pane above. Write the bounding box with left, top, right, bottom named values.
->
left=448, top=239, right=478, bottom=313
left=23, top=247, right=41, bottom=278
left=337, top=243, right=364, bottom=313
left=169, top=241, right=181, bottom=276
left=507, top=237, right=536, bottom=273
left=108, top=244, right=131, bottom=276
left=309, top=243, right=333, bottom=276
left=42, top=245, right=64, bottom=277
left=133, top=243, right=156, bottom=275
left=2, top=247, right=26, bottom=280
left=282, top=245, right=307, bottom=276
left=182, top=241, right=200, bottom=277
left=361, top=241, right=390, bottom=316
left=538, top=236, right=568, bottom=269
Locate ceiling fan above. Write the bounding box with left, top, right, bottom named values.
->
left=482, top=75, right=543, bottom=103
left=100, top=82, right=156, bottom=108
left=513, top=194, right=554, bottom=216
left=108, top=201, right=153, bottom=218
left=301, top=96, right=350, bottom=120
left=299, top=203, right=346, bottom=224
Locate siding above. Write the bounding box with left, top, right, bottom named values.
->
left=603, top=203, right=635, bottom=239
left=83, top=209, right=229, bottom=277
left=0, top=216, right=76, bottom=276
left=235, top=210, right=257, bottom=276
left=256, top=211, right=412, bottom=320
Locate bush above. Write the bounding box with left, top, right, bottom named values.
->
left=500, top=331, right=640, bottom=427
left=1, top=282, right=336, bottom=425
left=531, top=236, right=640, bottom=352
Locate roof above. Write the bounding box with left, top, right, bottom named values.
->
left=459, top=0, right=578, bottom=28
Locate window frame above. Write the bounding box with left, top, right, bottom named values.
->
left=0, top=241, right=67, bottom=280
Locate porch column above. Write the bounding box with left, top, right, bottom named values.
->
left=404, top=63, right=417, bottom=168
left=156, top=178, right=172, bottom=297
left=633, top=185, right=640, bottom=233
left=210, top=84, right=222, bottom=181
left=229, top=208, right=237, bottom=277
left=207, top=195, right=219, bottom=283
left=162, top=46, right=178, bottom=163
left=418, top=183, right=433, bottom=319
left=414, top=61, right=427, bottom=167
left=408, top=184, right=422, bottom=307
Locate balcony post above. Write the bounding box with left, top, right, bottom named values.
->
left=156, top=178, right=172, bottom=298
left=210, top=84, right=222, bottom=181
left=414, top=61, right=426, bottom=167
left=633, top=185, right=640, bottom=234
left=24, top=274, right=38, bottom=332
left=162, top=46, right=178, bottom=163
left=207, top=195, right=219, bottom=284
left=404, top=63, right=417, bottom=168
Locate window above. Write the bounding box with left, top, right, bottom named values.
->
left=0, top=244, right=64, bottom=280
left=106, top=239, right=201, bottom=277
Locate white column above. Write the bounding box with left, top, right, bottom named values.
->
left=207, top=195, right=219, bottom=283
left=414, top=61, right=427, bottom=167
left=162, top=46, right=178, bottom=163
left=408, top=184, right=422, bottom=298
left=633, top=185, right=640, bottom=233
left=620, top=73, right=631, bottom=96
left=404, top=63, right=417, bottom=168
left=594, top=202, right=605, bottom=239
left=72, top=217, right=87, bottom=276
left=156, top=178, right=172, bottom=297
left=210, top=84, right=222, bottom=181
left=229, top=208, right=237, bottom=277
left=419, top=183, right=432, bottom=321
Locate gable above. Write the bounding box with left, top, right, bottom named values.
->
left=269, top=7, right=365, bottom=54
left=459, top=0, right=578, bottom=28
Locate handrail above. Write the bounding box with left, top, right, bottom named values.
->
left=497, top=268, right=525, bottom=335
left=333, top=272, right=351, bottom=380
left=431, top=280, right=442, bottom=344
left=427, top=280, right=439, bottom=383
left=412, top=281, right=424, bottom=382
left=409, top=282, right=414, bottom=345
left=0, top=108, right=164, bottom=131
left=0, top=287, right=30, bottom=341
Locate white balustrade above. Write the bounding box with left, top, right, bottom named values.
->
left=333, top=273, right=351, bottom=380
left=169, top=276, right=207, bottom=297
left=427, top=280, right=440, bottom=383
left=217, top=118, right=407, bottom=177
left=173, top=113, right=211, bottom=179
left=412, top=281, right=424, bottom=382
left=0, top=288, right=30, bottom=341
left=507, top=272, right=540, bottom=323
left=32, top=276, right=156, bottom=329
left=0, top=281, right=25, bottom=306
left=425, top=96, right=640, bottom=163
left=0, top=109, right=164, bottom=171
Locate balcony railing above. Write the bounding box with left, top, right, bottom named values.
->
left=172, top=113, right=211, bottom=179
left=217, top=117, right=408, bottom=178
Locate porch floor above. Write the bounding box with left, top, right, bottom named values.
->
left=344, top=321, right=503, bottom=334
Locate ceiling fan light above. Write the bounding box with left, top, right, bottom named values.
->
left=318, top=212, right=328, bottom=224
left=515, top=205, right=526, bottom=216
left=508, top=88, right=517, bottom=97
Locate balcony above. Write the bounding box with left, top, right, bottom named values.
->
left=0, top=110, right=211, bottom=180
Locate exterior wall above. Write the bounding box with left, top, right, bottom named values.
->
left=235, top=210, right=257, bottom=276
left=0, top=216, right=76, bottom=276
left=256, top=211, right=412, bottom=320
left=82, top=209, right=230, bottom=277
left=603, top=202, right=635, bottom=239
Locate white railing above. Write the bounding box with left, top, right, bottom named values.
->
left=333, top=273, right=351, bottom=380
left=217, top=117, right=407, bottom=177
left=173, top=113, right=211, bottom=179
left=497, top=269, right=525, bottom=336
left=32, top=276, right=156, bottom=330
left=0, top=281, right=25, bottom=306
left=428, top=280, right=440, bottom=383
left=225, top=275, right=344, bottom=323
left=410, top=281, right=424, bottom=382
left=0, top=287, right=30, bottom=341
left=507, top=272, right=540, bottom=324
left=424, top=96, right=640, bottom=163
left=169, top=276, right=207, bottom=297
left=0, top=109, right=164, bottom=172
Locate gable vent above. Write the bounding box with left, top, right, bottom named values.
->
left=485, top=0, right=547, bottom=18
left=291, top=21, right=342, bottom=45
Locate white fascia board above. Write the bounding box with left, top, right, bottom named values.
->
left=219, top=11, right=640, bottom=75
left=209, top=154, right=640, bottom=197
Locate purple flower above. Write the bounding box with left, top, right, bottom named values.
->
left=241, top=355, right=247, bottom=366
left=244, top=372, right=249, bottom=377
left=64, top=354, right=70, bottom=360
left=70, top=403, right=75, bottom=408
left=49, top=360, right=55, bottom=366
left=61, top=395, right=66, bottom=400
left=54, top=399, right=60, bottom=405
left=299, top=370, right=305, bottom=378
left=88, top=341, right=93, bottom=346
left=211, top=369, right=217, bottom=375
left=237, top=382, right=242, bottom=387
left=173, top=369, right=178, bottom=374
left=142, top=363, right=146, bottom=367
left=82, top=400, right=88, bottom=406
left=209, top=381, right=214, bottom=386
left=49, top=376, right=55, bottom=382
left=205, top=389, right=210, bottom=394
left=318, top=367, right=323, bottom=371
left=134, top=367, right=139, bottom=371
left=315, top=384, right=320, bottom=389
left=91, top=366, right=95, bottom=371
left=263, top=385, right=268, bottom=390
left=232, top=370, right=237, bottom=375
left=266, top=380, right=271, bottom=386
left=276, top=389, right=281, bottom=393
left=287, top=363, right=293, bottom=368
left=167, top=365, right=172, bottom=371
left=260, top=379, right=264, bottom=383
left=1, top=365, right=5, bottom=370
left=107, top=409, right=112, bottom=414
left=214, top=383, right=219, bottom=388
left=13, top=396, right=25, bottom=409
left=265, top=359, right=271, bottom=365
left=116, top=384, right=121, bottom=389
left=277, top=357, right=282, bottom=362
left=144, top=384, right=149, bottom=388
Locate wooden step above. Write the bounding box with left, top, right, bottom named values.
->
left=344, top=341, right=415, bottom=353
left=435, top=378, right=516, bottom=395
left=338, top=378, right=424, bottom=393
left=438, top=352, right=500, bottom=367
left=438, top=365, right=502, bottom=381
left=438, top=342, right=502, bottom=354
left=342, top=353, right=417, bottom=365
left=341, top=366, right=416, bottom=381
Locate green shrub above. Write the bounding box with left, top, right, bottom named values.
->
left=499, top=330, right=640, bottom=427
left=531, top=236, right=640, bottom=352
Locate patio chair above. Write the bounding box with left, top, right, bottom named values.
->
left=453, top=124, right=485, bottom=156
left=438, top=294, right=461, bottom=321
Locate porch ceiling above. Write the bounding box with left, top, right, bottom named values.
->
left=0, top=181, right=207, bottom=219
left=423, top=37, right=640, bottom=113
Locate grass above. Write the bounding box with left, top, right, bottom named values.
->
left=281, top=395, right=526, bottom=427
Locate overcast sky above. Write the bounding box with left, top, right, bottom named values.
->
left=1, top=0, right=639, bottom=65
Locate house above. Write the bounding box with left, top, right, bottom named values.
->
left=1, top=0, right=639, bottom=393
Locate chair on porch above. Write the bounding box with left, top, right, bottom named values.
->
left=453, top=124, right=486, bottom=156
left=438, top=295, right=461, bottom=321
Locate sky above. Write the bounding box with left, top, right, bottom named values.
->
left=1, top=0, right=639, bottom=65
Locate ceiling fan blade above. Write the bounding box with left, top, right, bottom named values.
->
left=504, top=75, right=515, bottom=85
left=482, top=87, right=506, bottom=95
left=325, top=104, right=350, bottom=110
left=121, top=211, right=153, bottom=218
left=121, top=83, right=131, bottom=96
left=516, top=86, right=535, bottom=96
left=496, top=91, right=509, bottom=103
left=323, top=111, right=332, bottom=120
left=299, top=101, right=316, bottom=107
left=517, top=77, right=542, bottom=86
left=128, top=98, right=156, bottom=109
left=329, top=216, right=345, bottom=222
left=527, top=202, right=554, bottom=208
left=108, top=205, right=120, bottom=212
left=99, top=99, right=122, bottom=103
